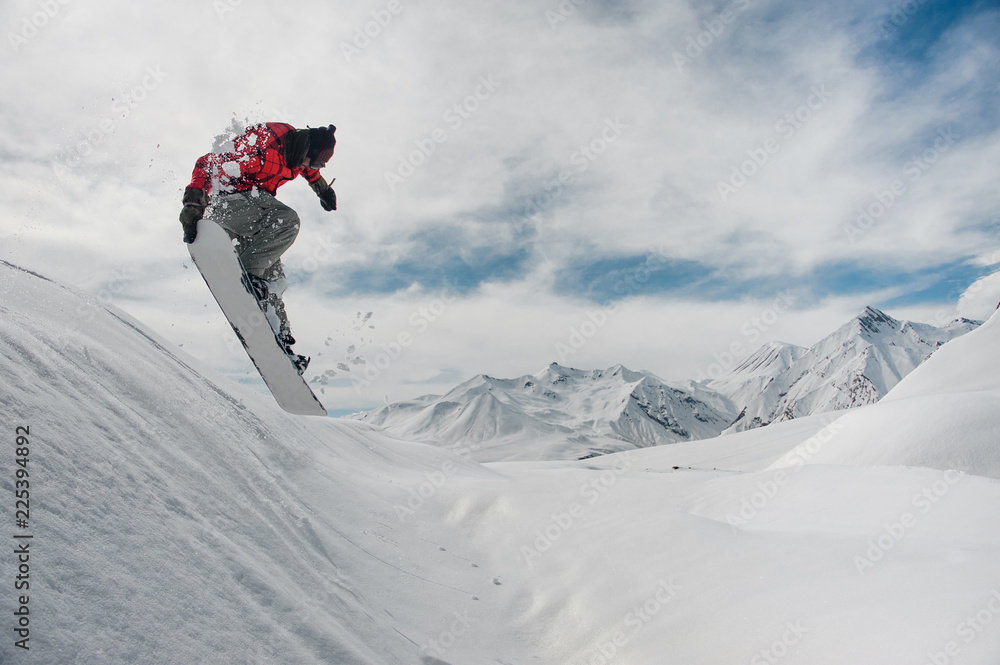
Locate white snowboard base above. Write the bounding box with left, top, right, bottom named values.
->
left=188, top=219, right=326, bottom=416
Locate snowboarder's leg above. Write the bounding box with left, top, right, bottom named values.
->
left=211, top=192, right=301, bottom=278
left=209, top=193, right=304, bottom=366
left=258, top=261, right=293, bottom=340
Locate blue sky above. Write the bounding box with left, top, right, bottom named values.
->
left=1, top=0, right=999, bottom=409
left=296, top=0, right=1000, bottom=308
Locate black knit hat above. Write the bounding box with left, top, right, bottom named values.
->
left=306, top=125, right=336, bottom=169
left=283, top=129, right=310, bottom=168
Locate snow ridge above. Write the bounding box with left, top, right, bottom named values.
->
left=713, top=306, right=981, bottom=432
left=5, top=261, right=1000, bottom=664
left=357, top=306, right=979, bottom=459
left=354, top=362, right=737, bottom=461
left=0, top=261, right=512, bottom=664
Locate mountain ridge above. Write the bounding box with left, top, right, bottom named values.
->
left=354, top=361, right=737, bottom=461
left=355, top=306, right=980, bottom=460
left=716, top=305, right=981, bottom=432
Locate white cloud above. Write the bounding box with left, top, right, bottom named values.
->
left=2, top=0, right=998, bottom=409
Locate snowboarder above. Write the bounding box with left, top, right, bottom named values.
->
left=179, top=122, right=337, bottom=373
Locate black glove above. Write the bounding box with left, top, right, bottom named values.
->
left=179, top=187, right=207, bottom=243
left=311, top=177, right=337, bottom=212
left=319, top=187, right=337, bottom=211
left=180, top=208, right=201, bottom=243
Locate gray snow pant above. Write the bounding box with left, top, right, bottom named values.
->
left=209, top=191, right=300, bottom=339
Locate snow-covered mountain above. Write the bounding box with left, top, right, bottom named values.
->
left=6, top=260, right=1000, bottom=664
left=354, top=363, right=737, bottom=461
left=0, top=259, right=519, bottom=664
left=357, top=306, right=980, bottom=460
left=714, top=306, right=981, bottom=432
left=706, top=340, right=808, bottom=411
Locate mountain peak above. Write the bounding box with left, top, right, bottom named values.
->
left=842, top=305, right=901, bottom=340
left=857, top=305, right=896, bottom=325
left=359, top=307, right=982, bottom=456
left=538, top=362, right=647, bottom=384
left=358, top=361, right=737, bottom=460
left=716, top=306, right=980, bottom=432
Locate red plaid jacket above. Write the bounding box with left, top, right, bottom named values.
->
left=186, top=122, right=323, bottom=197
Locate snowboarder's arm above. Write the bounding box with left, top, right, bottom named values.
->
left=187, top=153, right=222, bottom=195
left=300, top=166, right=323, bottom=184
left=178, top=186, right=208, bottom=244
left=309, top=175, right=337, bottom=211
left=186, top=125, right=273, bottom=196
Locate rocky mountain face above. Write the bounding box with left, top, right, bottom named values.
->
left=354, top=307, right=981, bottom=459
left=353, top=363, right=737, bottom=461
left=711, top=307, right=981, bottom=432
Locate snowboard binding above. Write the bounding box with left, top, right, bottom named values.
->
left=278, top=331, right=310, bottom=375
left=242, top=273, right=269, bottom=302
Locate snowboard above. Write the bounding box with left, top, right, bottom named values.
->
left=187, top=218, right=327, bottom=416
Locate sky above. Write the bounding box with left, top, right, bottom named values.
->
left=2, top=0, right=999, bottom=414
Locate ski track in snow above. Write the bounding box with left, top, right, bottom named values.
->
left=2, top=262, right=1000, bottom=664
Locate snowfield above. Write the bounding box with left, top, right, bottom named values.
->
left=354, top=363, right=738, bottom=462
left=354, top=306, right=981, bottom=463
left=2, top=260, right=999, bottom=664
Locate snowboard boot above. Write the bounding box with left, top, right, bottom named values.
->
left=290, top=354, right=310, bottom=375
left=278, top=331, right=310, bottom=375
left=243, top=273, right=269, bottom=302
left=278, top=331, right=311, bottom=375
left=253, top=266, right=308, bottom=375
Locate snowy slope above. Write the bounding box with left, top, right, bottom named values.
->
left=4, top=261, right=1000, bottom=665
left=356, top=307, right=977, bottom=463
left=354, top=363, right=737, bottom=462
left=706, top=340, right=807, bottom=410
left=0, top=261, right=519, bottom=665
left=459, top=434, right=1000, bottom=663
left=769, top=308, right=1000, bottom=478
left=468, top=315, right=1000, bottom=664
left=718, top=306, right=980, bottom=431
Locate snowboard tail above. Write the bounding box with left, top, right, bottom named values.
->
left=187, top=219, right=326, bottom=416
